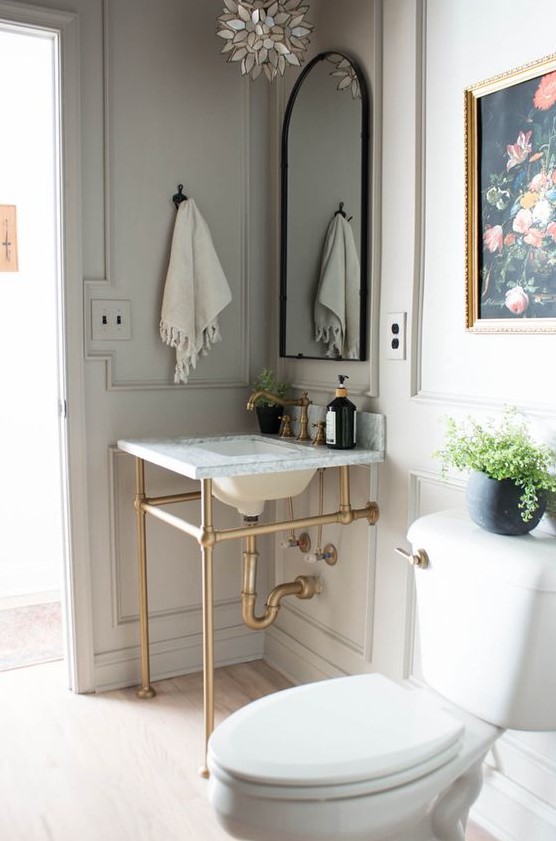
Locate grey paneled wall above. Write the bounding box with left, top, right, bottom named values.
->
left=87, top=0, right=251, bottom=387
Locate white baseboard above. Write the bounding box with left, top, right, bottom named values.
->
left=263, top=623, right=351, bottom=686
left=472, top=765, right=556, bottom=841
left=94, top=625, right=264, bottom=692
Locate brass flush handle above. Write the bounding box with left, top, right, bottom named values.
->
left=395, top=547, right=429, bottom=569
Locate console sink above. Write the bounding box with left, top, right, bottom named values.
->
left=117, top=430, right=385, bottom=518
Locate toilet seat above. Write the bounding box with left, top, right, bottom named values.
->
left=208, top=674, right=464, bottom=796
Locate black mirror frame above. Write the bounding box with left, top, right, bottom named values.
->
left=279, top=51, right=370, bottom=361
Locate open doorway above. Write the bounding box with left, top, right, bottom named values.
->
left=0, top=24, right=65, bottom=670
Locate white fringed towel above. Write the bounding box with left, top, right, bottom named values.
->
left=314, top=213, right=360, bottom=359
left=160, top=199, right=232, bottom=383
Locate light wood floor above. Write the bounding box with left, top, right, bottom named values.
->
left=0, top=660, right=498, bottom=841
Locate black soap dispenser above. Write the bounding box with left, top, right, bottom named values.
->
left=326, top=375, right=356, bottom=449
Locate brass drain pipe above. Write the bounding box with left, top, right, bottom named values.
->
left=241, top=531, right=321, bottom=630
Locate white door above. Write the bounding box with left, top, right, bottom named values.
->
left=0, top=6, right=93, bottom=691
left=0, top=23, right=67, bottom=669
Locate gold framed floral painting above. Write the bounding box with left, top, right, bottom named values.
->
left=466, top=54, right=556, bottom=331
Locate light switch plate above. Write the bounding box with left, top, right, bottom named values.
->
left=91, top=299, right=132, bottom=341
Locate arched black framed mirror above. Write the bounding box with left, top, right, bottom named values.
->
left=279, top=51, right=369, bottom=360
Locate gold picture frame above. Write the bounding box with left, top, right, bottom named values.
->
left=465, top=54, right=556, bottom=332
left=0, top=205, right=18, bottom=273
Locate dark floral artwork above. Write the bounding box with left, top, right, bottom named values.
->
left=477, top=64, right=556, bottom=321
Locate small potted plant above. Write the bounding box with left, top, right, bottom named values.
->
left=250, top=368, right=290, bottom=434
left=434, top=407, right=556, bottom=535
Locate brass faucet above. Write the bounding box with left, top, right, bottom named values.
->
left=247, top=390, right=312, bottom=441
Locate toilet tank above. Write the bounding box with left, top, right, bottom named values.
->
left=407, top=509, right=556, bottom=731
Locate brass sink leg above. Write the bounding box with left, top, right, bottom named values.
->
left=134, top=457, right=156, bottom=700
left=199, top=478, right=215, bottom=779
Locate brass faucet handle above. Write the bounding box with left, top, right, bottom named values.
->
left=312, top=421, right=326, bottom=446
left=279, top=414, right=295, bottom=438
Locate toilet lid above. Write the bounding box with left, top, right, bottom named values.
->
left=208, top=674, right=464, bottom=788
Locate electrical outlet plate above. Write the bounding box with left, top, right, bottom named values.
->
left=91, top=299, right=131, bottom=341
left=386, top=312, right=406, bottom=360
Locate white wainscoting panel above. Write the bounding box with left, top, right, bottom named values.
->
left=97, top=448, right=265, bottom=690
left=84, top=0, right=250, bottom=391
left=264, top=465, right=378, bottom=685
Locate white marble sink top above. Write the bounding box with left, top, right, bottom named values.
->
left=117, top=434, right=385, bottom=480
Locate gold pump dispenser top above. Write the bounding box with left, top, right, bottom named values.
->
left=335, top=374, right=348, bottom=398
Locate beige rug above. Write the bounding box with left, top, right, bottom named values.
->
left=0, top=601, right=63, bottom=670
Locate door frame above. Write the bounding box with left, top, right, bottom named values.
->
left=0, top=1, right=94, bottom=692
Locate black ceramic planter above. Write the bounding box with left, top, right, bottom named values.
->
left=255, top=405, right=282, bottom=435
left=465, top=470, right=547, bottom=535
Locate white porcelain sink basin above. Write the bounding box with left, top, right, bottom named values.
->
left=195, top=437, right=301, bottom=459
left=194, top=436, right=316, bottom=517
left=211, top=469, right=315, bottom=517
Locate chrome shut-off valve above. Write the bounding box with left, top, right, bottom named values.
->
left=280, top=532, right=311, bottom=552
left=304, top=544, right=338, bottom=566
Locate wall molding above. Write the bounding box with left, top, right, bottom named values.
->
left=410, top=0, right=556, bottom=421
left=83, top=0, right=250, bottom=391
left=264, top=595, right=368, bottom=681
left=406, top=468, right=466, bottom=678
left=0, top=1, right=74, bottom=28
left=109, top=448, right=241, bottom=628
left=366, top=0, right=383, bottom=398
left=473, top=764, right=556, bottom=841
left=95, top=624, right=264, bottom=692
left=288, top=380, right=371, bottom=398
left=410, top=0, right=426, bottom=398
left=264, top=624, right=351, bottom=686
left=495, top=733, right=556, bottom=806
left=265, top=466, right=378, bottom=683
left=263, top=592, right=373, bottom=685
left=413, top=389, right=556, bottom=420
left=281, top=602, right=365, bottom=657
left=103, top=446, right=264, bottom=689
left=408, top=467, right=466, bottom=520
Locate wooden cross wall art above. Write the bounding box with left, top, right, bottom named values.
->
left=0, top=205, right=18, bottom=272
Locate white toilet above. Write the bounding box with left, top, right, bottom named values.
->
left=208, top=510, right=556, bottom=841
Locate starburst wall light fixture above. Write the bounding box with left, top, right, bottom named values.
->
left=216, top=0, right=313, bottom=82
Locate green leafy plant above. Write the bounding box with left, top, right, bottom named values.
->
left=433, top=408, right=556, bottom=522
left=250, top=368, right=290, bottom=408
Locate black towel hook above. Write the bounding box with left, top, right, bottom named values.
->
left=172, top=183, right=188, bottom=209
left=334, top=201, right=353, bottom=222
